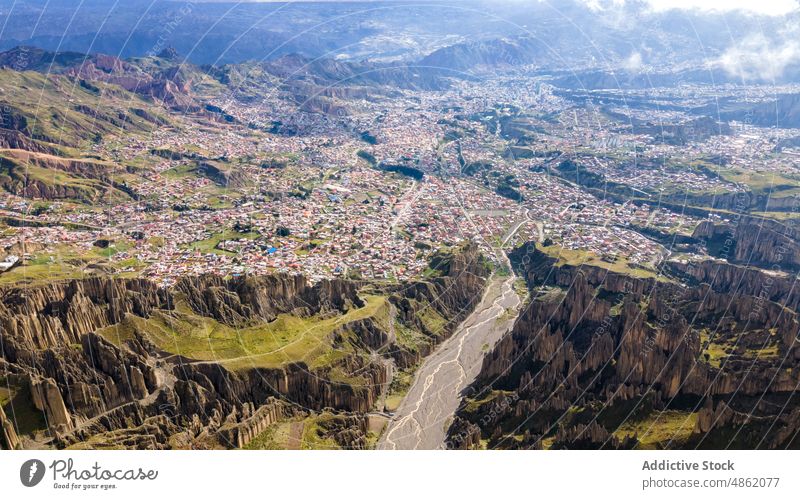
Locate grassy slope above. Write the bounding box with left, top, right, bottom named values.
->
left=0, top=69, right=167, bottom=153
left=536, top=242, right=667, bottom=281
left=98, top=294, right=390, bottom=373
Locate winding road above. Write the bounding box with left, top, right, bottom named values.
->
left=377, top=271, right=522, bottom=449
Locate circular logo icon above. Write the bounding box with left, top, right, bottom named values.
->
left=20, top=459, right=45, bottom=487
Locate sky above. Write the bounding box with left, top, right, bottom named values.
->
left=573, top=0, right=799, bottom=16
left=209, top=0, right=799, bottom=16
left=189, top=0, right=800, bottom=16
left=630, top=0, right=798, bottom=16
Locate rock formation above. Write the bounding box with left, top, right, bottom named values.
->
left=448, top=242, right=800, bottom=449
left=0, top=244, right=488, bottom=449
left=692, top=217, right=800, bottom=271
left=0, top=405, right=20, bottom=449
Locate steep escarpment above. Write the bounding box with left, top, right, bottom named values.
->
left=692, top=217, right=800, bottom=271
left=64, top=53, right=201, bottom=112
left=668, top=258, right=800, bottom=311
left=0, top=243, right=489, bottom=449
left=0, top=277, right=170, bottom=352
left=448, top=243, right=800, bottom=449
left=192, top=161, right=250, bottom=188
left=174, top=273, right=363, bottom=325
left=382, top=245, right=490, bottom=369
left=0, top=404, right=21, bottom=449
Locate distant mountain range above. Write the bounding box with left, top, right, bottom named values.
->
left=0, top=0, right=796, bottom=76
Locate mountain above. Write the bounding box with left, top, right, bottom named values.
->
left=64, top=53, right=204, bottom=112
left=719, top=94, right=800, bottom=128
left=419, top=37, right=547, bottom=73
left=0, top=0, right=795, bottom=69
left=0, top=45, right=87, bottom=72
left=448, top=239, right=800, bottom=450
left=0, top=67, right=168, bottom=154
left=0, top=244, right=489, bottom=449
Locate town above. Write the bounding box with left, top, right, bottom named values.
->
left=1, top=73, right=797, bottom=288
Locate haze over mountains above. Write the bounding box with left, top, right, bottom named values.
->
left=0, top=0, right=797, bottom=81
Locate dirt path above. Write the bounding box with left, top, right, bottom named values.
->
left=287, top=422, right=304, bottom=450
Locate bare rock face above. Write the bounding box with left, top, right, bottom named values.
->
left=128, top=366, right=148, bottom=400
left=216, top=401, right=287, bottom=449
left=193, top=161, right=250, bottom=189
left=692, top=217, right=800, bottom=271
left=669, top=258, right=800, bottom=311
left=449, top=242, right=800, bottom=450
left=174, top=273, right=362, bottom=325
left=0, top=405, right=20, bottom=449
left=551, top=421, right=627, bottom=450
left=446, top=416, right=482, bottom=449
left=0, top=277, right=169, bottom=352
left=0, top=128, right=57, bottom=153
left=314, top=413, right=370, bottom=450
left=30, top=377, right=73, bottom=432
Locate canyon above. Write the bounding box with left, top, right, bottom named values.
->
left=0, top=244, right=489, bottom=449
left=447, top=240, right=800, bottom=449
left=378, top=273, right=522, bottom=450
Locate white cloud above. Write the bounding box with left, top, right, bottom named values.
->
left=579, top=0, right=798, bottom=16
left=622, top=51, right=643, bottom=71
left=716, top=33, right=800, bottom=80
left=645, top=0, right=799, bottom=16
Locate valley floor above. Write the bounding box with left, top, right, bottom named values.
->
left=377, top=273, right=523, bottom=449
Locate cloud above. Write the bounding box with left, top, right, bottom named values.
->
left=622, top=51, right=643, bottom=71
left=579, top=0, right=799, bottom=16
left=645, top=0, right=799, bottom=16
left=716, top=33, right=800, bottom=81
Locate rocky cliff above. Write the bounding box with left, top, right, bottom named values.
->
left=448, top=243, right=800, bottom=449
left=0, top=243, right=488, bottom=449
left=0, top=405, right=20, bottom=449
left=692, top=217, right=800, bottom=271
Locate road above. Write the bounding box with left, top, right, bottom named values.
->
left=377, top=272, right=522, bottom=449
left=390, top=180, right=423, bottom=231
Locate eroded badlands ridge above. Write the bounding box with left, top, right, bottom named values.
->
left=0, top=244, right=488, bottom=449
left=448, top=242, right=800, bottom=449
